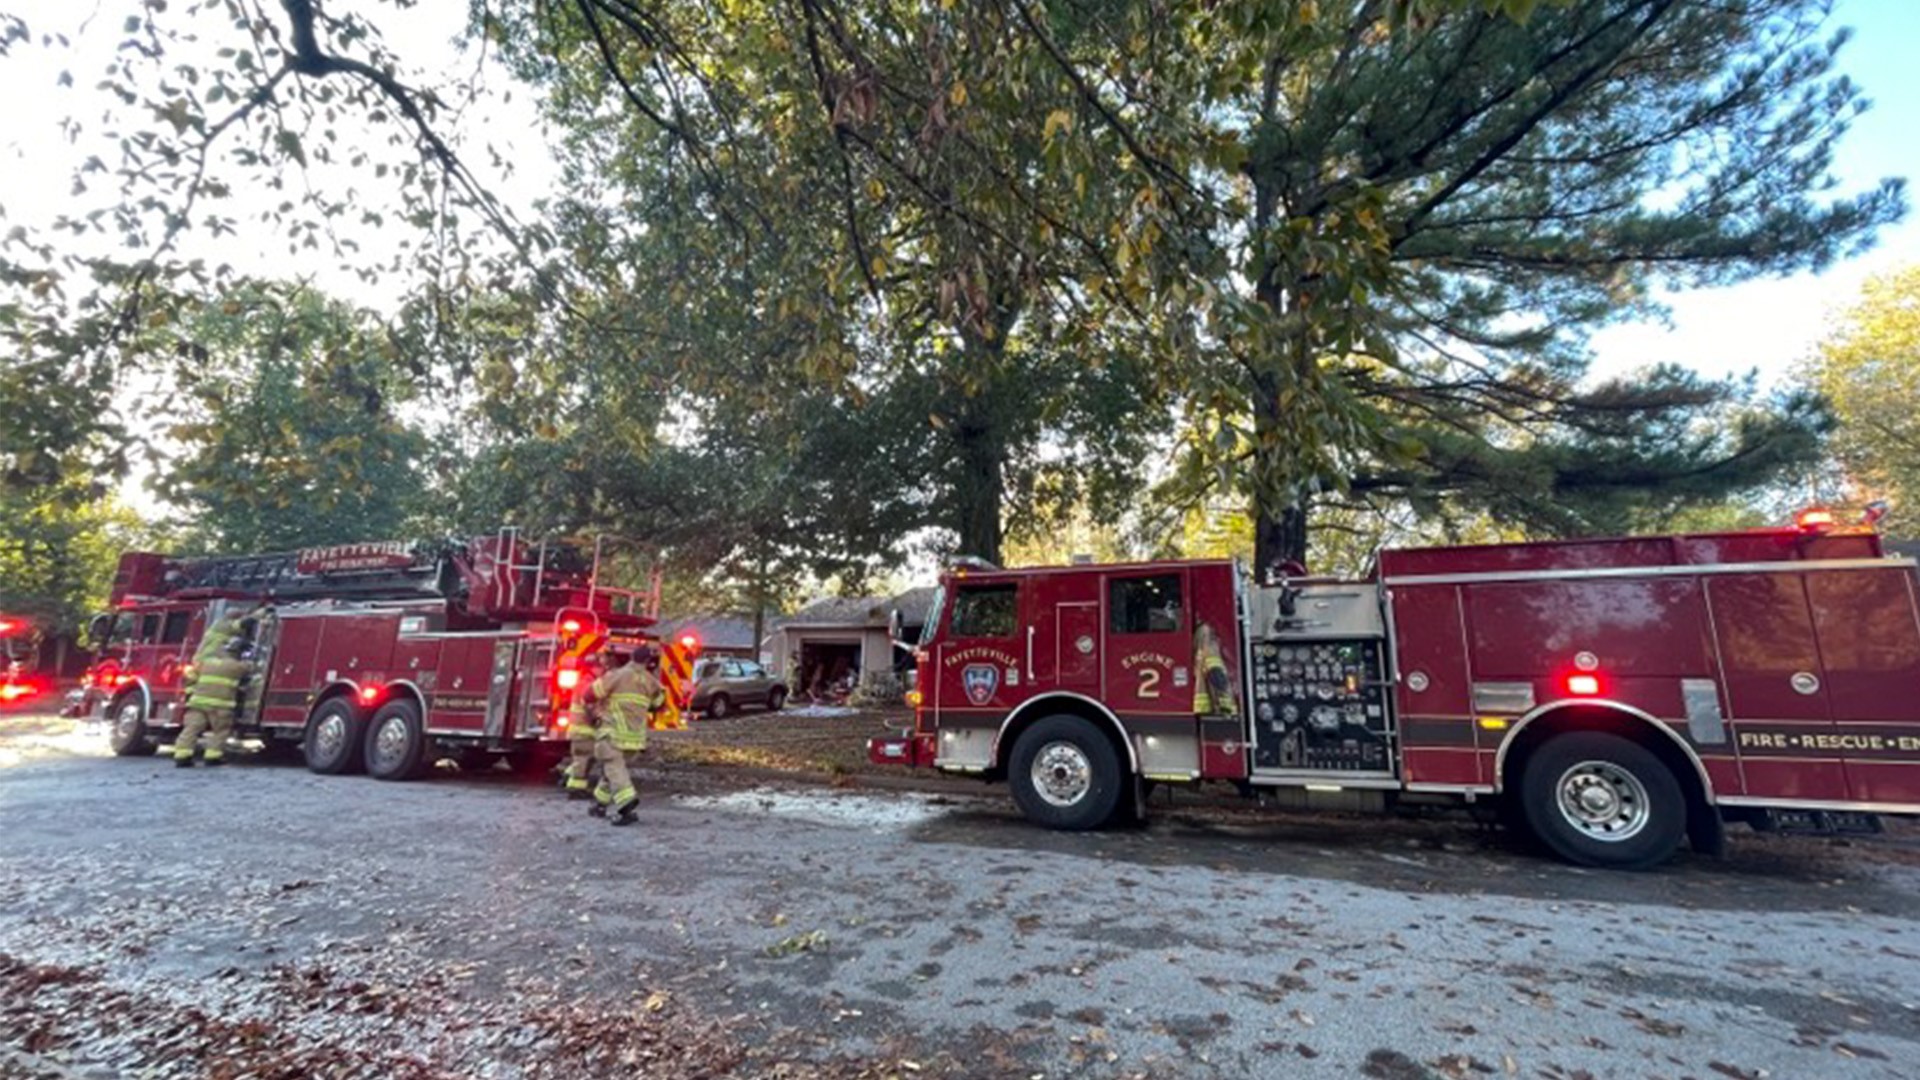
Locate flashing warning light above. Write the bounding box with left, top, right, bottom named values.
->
left=358, top=684, right=383, bottom=705
left=1797, top=508, right=1836, bottom=532
left=561, top=619, right=582, bottom=634
left=1565, top=673, right=1601, bottom=696
left=677, top=631, right=702, bottom=656
left=556, top=668, right=582, bottom=691
left=0, top=682, right=37, bottom=703
left=905, top=689, right=924, bottom=707
left=0, top=619, right=17, bottom=636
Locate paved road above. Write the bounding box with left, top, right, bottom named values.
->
left=0, top=729, right=1916, bottom=1078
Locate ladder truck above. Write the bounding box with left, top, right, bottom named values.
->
left=871, top=512, right=1920, bottom=868
left=74, top=529, right=660, bottom=780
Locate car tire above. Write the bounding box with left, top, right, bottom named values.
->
left=108, top=693, right=156, bottom=757
left=303, top=697, right=367, bottom=776
left=1519, top=731, right=1685, bottom=870
left=706, top=694, right=731, bottom=720
left=364, top=698, right=430, bottom=781
left=766, top=687, right=786, bottom=712
left=1008, top=715, right=1126, bottom=831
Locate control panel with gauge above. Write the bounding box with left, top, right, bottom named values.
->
left=1245, top=583, right=1393, bottom=775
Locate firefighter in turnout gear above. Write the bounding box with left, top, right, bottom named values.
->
left=1194, top=621, right=1237, bottom=717
left=560, top=657, right=602, bottom=800
left=586, top=644, right=664, bottom=826
left=173, top=616, right=259, bottom=766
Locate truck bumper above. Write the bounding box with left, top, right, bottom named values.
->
left=867, top=731, right=936, bottom=768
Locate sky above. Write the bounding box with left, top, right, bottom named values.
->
left=1, top=0, right=1916, bottom=514
left=1585, top=0, right=1920, bottom=385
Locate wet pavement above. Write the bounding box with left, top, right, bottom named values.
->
left=0, top=725, right=1916, bottom=1078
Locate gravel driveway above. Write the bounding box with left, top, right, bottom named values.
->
left=0, top=722, right=1915, bottom=1078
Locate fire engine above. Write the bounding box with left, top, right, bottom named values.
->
left=74, top=529, right=661, bottom=778
left=870, top=513, right=1920, bottom=868
left=0, top=615, right=48, bottom=707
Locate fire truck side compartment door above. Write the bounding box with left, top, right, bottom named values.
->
left=1805, top=567, right=1920, bottom=804
left=485, top=639, right=517, bottom=738
left=1708, top=572, right=1849, bottom=802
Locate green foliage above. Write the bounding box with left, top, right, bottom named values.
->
left=152, top=282, right=430, bottom=552
left=0, top=482, right=152, bottom=633
left=1800, top=264, right=1920, bottom=535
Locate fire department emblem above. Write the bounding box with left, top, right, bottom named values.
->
left=962, top=664, right=1000, bottom=705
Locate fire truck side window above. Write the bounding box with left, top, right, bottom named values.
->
left=1109, top=575, right=1183, bottom=634
left=950, top=584, right=1018, bottom=638
left=139, top=614, right=161, bottom=643
left=160, top=611, right=191, bottom=645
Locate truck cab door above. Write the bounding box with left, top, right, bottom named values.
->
left=1102, top=570, right=1193, bottom=717
left=933, top=581, right=1025, bottom=716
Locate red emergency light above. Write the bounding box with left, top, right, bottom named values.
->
left=1797, top=508, right=1836, bottom=533
left=0, top=618, right=19, bottom=636
left=358, top=684, right=383, bottom=705
left=1565, top=673, right=1601, bottom=696
left=556, top=668, right=582, bottom=691
left=561, top=619, right=582, bottom=634
left=0, top=681, right=38, bottom=703
left=677, top=630, right=702, bottom=656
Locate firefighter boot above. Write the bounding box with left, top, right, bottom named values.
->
left=610, top=800, right=639, bottom=827
left=173, top=754, right=195, bottom=768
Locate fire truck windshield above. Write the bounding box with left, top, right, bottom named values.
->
left=919, top=585, right=946, bottom=647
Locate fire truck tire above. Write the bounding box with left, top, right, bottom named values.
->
left=1519, top=732, right=1685, bottom=870
left=303, top=698, right=367, bottom=775
left=107, top=694, right=156, bottom=757
left=364, top=699, right=430, bottom=781
left=1008, top=716, right=1126, bottom=831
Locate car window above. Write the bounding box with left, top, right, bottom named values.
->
left=723, top=660, right=746, bottom=678
left=697, top=660, right=725, bottom=679
left=951, top=583, right=1018, bottom=638
left=740, top=661, right=765, bottom=678
left=1109, top=574, right=1183, bottom=634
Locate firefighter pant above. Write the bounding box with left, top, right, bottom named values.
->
left=591, top=740, right=640, bottom=812
left=173, top=707, right=235, bottom=762
left=565, top=734, right=598, bottom=792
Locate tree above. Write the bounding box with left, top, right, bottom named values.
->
left=152, top=281, right=431, bottom=552
left=1800, top=264, right=1920, bottom=533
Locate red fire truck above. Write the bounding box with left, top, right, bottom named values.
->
left=0, top=615, right=49, bottom=707
left=74, top=529, right=660, bottom=778
left=870, top=513, right=1920, bottom=868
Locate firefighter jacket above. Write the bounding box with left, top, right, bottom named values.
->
left=184, top=654, right=251, bottom=714
left=193, top=616, right=246, bottom=665
left=1195, top=636, right=1236, bottom=717
left=590, top=662, right=664, bottom=751
left=565, top=670, right=599, bottom=739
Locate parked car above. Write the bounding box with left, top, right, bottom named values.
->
left=689, top=658, right=787, bottom=719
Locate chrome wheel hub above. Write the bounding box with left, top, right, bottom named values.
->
left=1556, top=760, right=1650, bottom=842
left=372, top=716, right=407, bottom=768
left=115, top=703, right=142, bottom=740
left=314, top=714, right=347, bottom=759
left=1032, top=742, right=1092, bottom=807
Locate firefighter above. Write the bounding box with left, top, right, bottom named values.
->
left=586, top=643, right=664, bottom=826
left=1194, top=621, right=1237, bottom=717
left=172, top=634, right=254, bottom=767
left=560, top=656, right=603, bottom=800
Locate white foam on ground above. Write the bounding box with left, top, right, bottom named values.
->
left=778, top=704, right=858, bottom=718
left=676, top=786, right=950, bottom=831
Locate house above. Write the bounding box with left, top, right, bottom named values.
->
left=765, top=587, right=937, bottom=694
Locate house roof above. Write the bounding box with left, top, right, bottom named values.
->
left=782, top=586, right=938, bottom=629
left=651, top=614, right=763, bottom=651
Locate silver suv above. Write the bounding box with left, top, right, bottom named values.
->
left=690, top=657, right=788, bottom=719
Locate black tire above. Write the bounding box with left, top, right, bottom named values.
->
left=363, top=698, right=430, bottom=781
left=765, top=687, right=786, bottom=712
left=303, top=697, right=367, bottom=776
left=705, top=694, right=732, bottom=720
left=1008, top=715, right=1127, bottom=831
left=1519, top=731, right=1686, bottom=870
left=107, top=694, right=156, bottom=757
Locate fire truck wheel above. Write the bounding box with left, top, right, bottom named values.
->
left=1009, top=716, right=1126, bottom=831
left=303, top=698, right=367, bottom=775
left=1520, top=732, right=1685, bottom=870
left=107, top=694, right=156, bottom=757
left=364, top=699, right=429, bottom=781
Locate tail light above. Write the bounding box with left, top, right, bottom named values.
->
left=1565, top=674, right=1601, bottom=696
left=557, top=668, right=582, bottom=691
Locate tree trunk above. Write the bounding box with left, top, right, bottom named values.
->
left=1253, top=501, right=1309, bottom=582
left=750, top=556, right=767, bottom=664
left=953, top=414, right=1005, bottom=564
